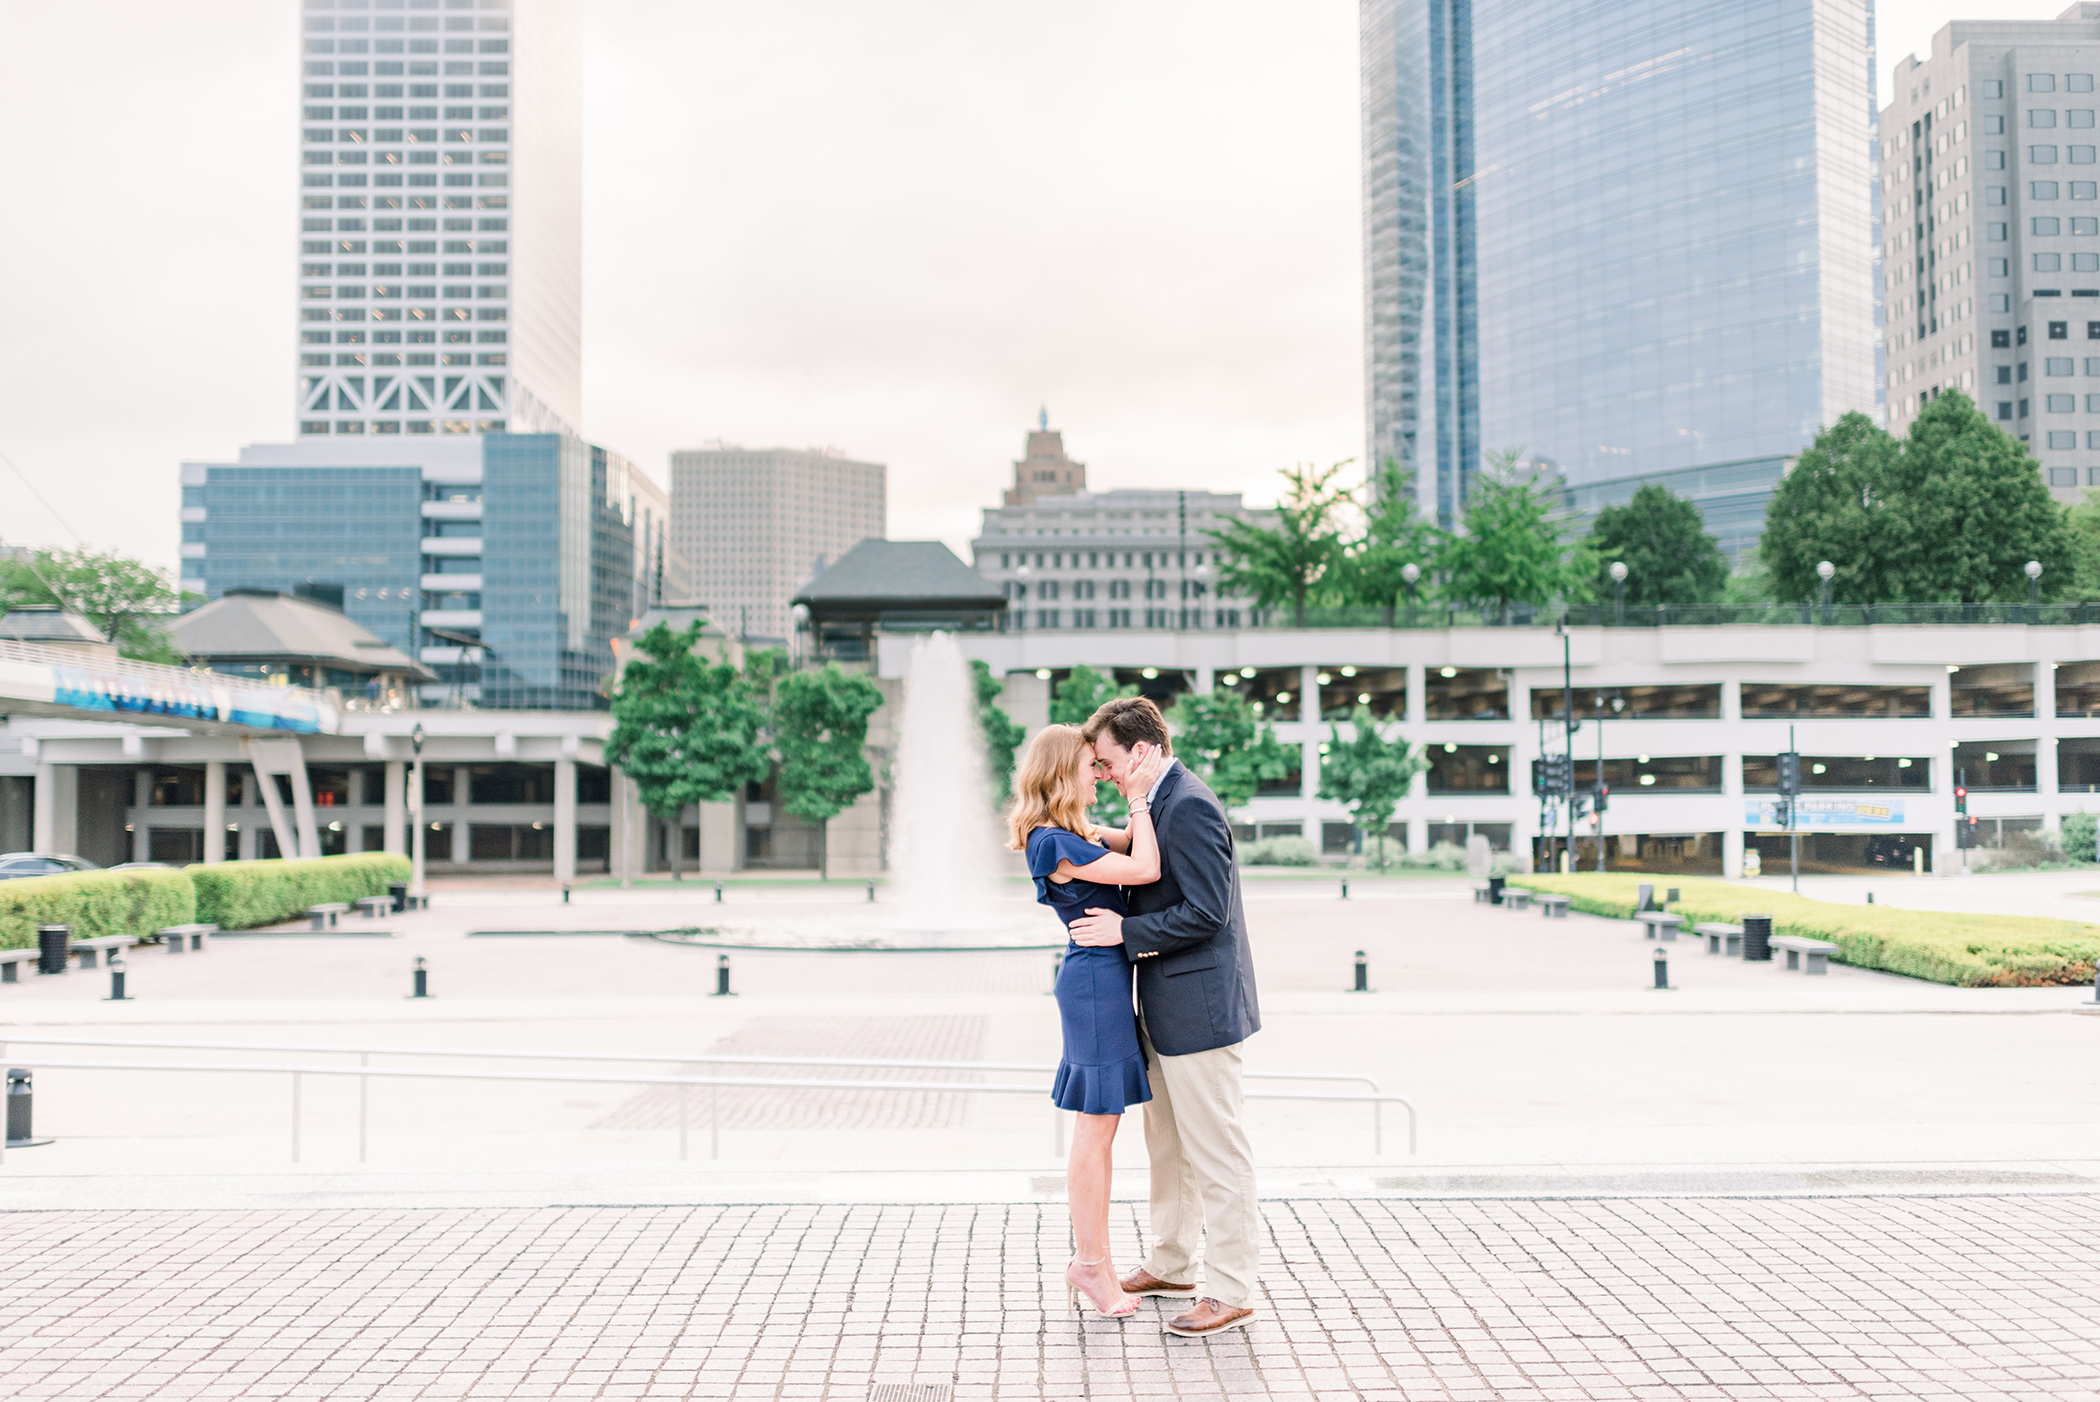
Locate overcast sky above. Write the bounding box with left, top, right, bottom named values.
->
left=0, top=0, right=2069, bottom=575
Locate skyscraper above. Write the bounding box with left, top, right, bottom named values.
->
left=670, top=447, right=887, bottom=643
left=295, top=0, right=580, bottom=441
left=1884, top=4, right=2100, bottom=501
left=1361, top=0, right=1882, bottom=556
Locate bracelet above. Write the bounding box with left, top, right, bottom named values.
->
left=1127, top=803, right=1150, bottom=816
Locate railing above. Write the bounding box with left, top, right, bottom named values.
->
left=1215, top=601, right=2100, bottom=630
left=0, top=1035, right=1417, bottom=1163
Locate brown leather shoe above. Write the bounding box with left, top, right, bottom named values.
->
left=1165, top=1298, right=1255, bottom=1338
left=1119, top=1267, right=1197, bottom=1299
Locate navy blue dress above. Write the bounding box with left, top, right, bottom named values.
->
left=1027, top=825, right=1152, bottom=1115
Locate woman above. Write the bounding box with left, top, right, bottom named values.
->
left=1006, top=723, right=1162, bottom=1320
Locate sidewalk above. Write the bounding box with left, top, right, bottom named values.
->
left=3, top=1181, right=2097, bottom=1399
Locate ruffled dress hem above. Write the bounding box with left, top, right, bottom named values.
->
left=1050, top=1054, right=1152, bottom=1115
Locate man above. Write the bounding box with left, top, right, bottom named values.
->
left=1069, top=694, right=1261, bottom=1337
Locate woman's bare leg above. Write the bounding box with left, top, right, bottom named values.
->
left=1066, top=1112, right=1129, bottom=1310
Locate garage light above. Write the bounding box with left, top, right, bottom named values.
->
left=1443, top=742, right=1457, bottom=752
left=1141, top=667, right=1158, bottom=679
left=1035, top=668, right=1051, bottom=680
left=1985, top=751, right=1999, bottom=761
left=1240, top=667, right=1256, bottom=678
left=1811, top=763, right=1826, bottom=774
left=1639, top=774, right=1656, bottom=786
left=1340, top=666, right=1358, bottom=677
left=1317, top=673, right=1333, bottom=685
left=1358, top=692, right=1371, bottom=704
left=1897, top=758, right=1913, bottom=768
left=1439, top=666, right=1458, bottom=678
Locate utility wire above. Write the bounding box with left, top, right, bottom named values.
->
left=0, top=444, right=85, bottom=611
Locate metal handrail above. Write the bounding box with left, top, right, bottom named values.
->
left=0, top=1040, right=1417, bottom=1164
left=0, top=1034, right=1382, bottom=1094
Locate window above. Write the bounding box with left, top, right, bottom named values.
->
left=1741, top=684, right=1932, bottom=719
left=2032, top=74, right=2058, bottom=92
left=1984, top=79, right=2005, bottom=98
left=2037, top=217, right=2064, bottom=235
left=1994, top=329, right=2013, bottom=348
left=2034, top=146, right=2060, bottom=163
left=2053, top=322, right=2071, bottom=339
left=1987, top=151, right=2007, bottom=169
left=2048, top=395, right=2077, bottom=412
left=2077, top=253, right=2100, bottom=270
left=2038, top=253, right=2064, bottom=271
left=1998, top=365, right=2014, bottom=383
left=2051, top=429, right=2079, bottom=447
left=2078, top=218, right=2100, bottom=235
left=2055, top=466, right=2083, bottom=485
left=2079, top=147, right=2100, bottom=165
left=1985, top=114, right=2006, bottom=134
left=2079, top=182, right=2100, bottom=198
left=2023, top=398, right=2032, bottom=415
left=2077, top=110, right=2098, bottom=128
left=2033, top=108, right=2060, bottom=128
left=1989, top=222, right=2008, bottom=240
left=2078, top=75, right=2098, bottom=93
left=2049, top=357, right=2075, bottom=373
left=2000, top=401, right=2016, bottom=420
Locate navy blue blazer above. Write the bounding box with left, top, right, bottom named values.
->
left=1120, top=762, right=1261, bottom=1056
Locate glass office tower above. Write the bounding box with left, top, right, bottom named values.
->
left=1362, top=0, right=1882, bottom=554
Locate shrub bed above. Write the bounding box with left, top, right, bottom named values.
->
left=187, top=853, right=410, bottom=930
left=0, top=868, right=196, bottom=951
left=1509, top=873, right=2100, bottom=987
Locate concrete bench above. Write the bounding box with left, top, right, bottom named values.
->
left=1772, top=935, right=1838, bottom=974
left=157, top=923, right=216, bottom=953
left=354, top=896, right=392, bottom=919
left=0, top=948, right=37, bottom=983
left=1695, top=922, right=1742, bottom=957
left=1634, top=910, right=1683, bottom=941
left=307, top=903, right=352, bottom=931
left=70, top=935, right=136, bottom=969
left=1537, top=894, right=1572, bottom=919
left=1502, top=888, right=1532, bottom=912
left=1472, top=883, right=1493, bottom=904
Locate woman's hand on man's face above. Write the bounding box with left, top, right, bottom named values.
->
left=1121, top=745, right=1166, bottom=800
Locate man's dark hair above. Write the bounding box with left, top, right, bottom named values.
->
left=1081, top=695, right=1173, bottom=755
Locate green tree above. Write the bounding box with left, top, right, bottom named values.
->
left=1763, top=399, right=2072, bottom=604
left=1883, top=392, right=2072, bottom=602
left=0, top=547, right=189, bottom=662
left=1168, top=686, right=1293, bottom=812
left=1209, top=460, right=1348, bottom=625
left=972, top=659, right=1027, bottom=805
left=772, top=663, right=885, bottom=879
left=2067, top=489, right=2100, bottom=599
left=1436, top=452, right=1592, bottom=617
left=1585, top=483, right=1729, bottom=605
left=1334, top=458, right=1446, bottom=623
left=1050, top=663, right=1138, bottom=820
left=1315, top=706, right=1427, bottom=868
left=605, top=622, right=772, bottom=880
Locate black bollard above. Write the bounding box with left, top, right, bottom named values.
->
left=562, top=882, right=571, bottom=905
left=1340, top=880, right=1349, bottom=900
left=36, top=924, right=68, bottom=976
left=714, top=882, right=723, bottom=904
left=410, top=956, right=429, bottom=999
left=1352, top=950, right=1368, bottom=992
left=6, top=1068, right=49, bottom=1148
left=714, top=953, right=732, bottom=997
left=867, top=881, right=876, bottom=903
left=105, top=957, right=131, bottom=1002
left=1653, top=949, right=1669, bottom=990
left=389, top=881, right=407, bottom=914
left=1740, top=913, right=1773, bottom=962
left=1866, top=891, right=1874, bottom=904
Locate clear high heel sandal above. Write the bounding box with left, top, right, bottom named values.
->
left=1066, top=1255, right=1139, bottom=1318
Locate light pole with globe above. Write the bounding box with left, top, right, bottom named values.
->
left=1609, top=560, right=1628, bottom=624
left=410, top=722, right=426, bottom=905
left=2027, top=559, right=2043, bottom=610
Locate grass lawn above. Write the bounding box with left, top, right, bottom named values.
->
left=1511, top=872, right=2100, bottom=987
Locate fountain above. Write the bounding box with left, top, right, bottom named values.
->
left=885, top=631, right=1011, bottom=933
left=653, top=631, right=1049, bottom=951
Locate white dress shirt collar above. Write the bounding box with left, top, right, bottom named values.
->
left=1146, top=756, right=1179, bottom=807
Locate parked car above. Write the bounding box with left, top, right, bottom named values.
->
left=0, top=853, right=100, bottom=881
left=106, top=862, right=181, bottom=873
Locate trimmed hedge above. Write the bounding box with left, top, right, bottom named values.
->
left=187, top=853, right=411, bottom=930
left=1510, top=873, right=2100, bottom=987
left=0, top=868, right=196, bottom=951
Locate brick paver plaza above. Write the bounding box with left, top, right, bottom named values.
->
left=5, top=1192, right=2099, bottom=1400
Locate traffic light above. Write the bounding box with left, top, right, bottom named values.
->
left=1954, top=784, right=1968, bottom=815
left=1595, top=783, right=1609, bottom=813
left=1777, top=751, right=1802, bottom=798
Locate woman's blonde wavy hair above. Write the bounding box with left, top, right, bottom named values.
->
left=1005, top=724, right=1096, bottom=851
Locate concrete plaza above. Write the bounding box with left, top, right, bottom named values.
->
left=2, top=872, right=2098, bottom=1398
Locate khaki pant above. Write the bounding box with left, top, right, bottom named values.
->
left=1137, top=1022, right=1260, bottom=1308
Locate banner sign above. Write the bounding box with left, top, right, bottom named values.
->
left=1744, top=798, right=1905, bottom=830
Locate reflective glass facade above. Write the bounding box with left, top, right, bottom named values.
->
left=183, top=433, right=672, bottom=711
left=1363, top=0, right=1881, bottom=539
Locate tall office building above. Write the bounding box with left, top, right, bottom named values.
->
left=1885, top=4, right=2100, bottom=501
left=1002, top=413, right=1088, bottom=506
left=670, top=447, right=887, bottom=643
left=296, top=0, right=580, bottom=441
left=1361, top=0, right=1881, bottom=556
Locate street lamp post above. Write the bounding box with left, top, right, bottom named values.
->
left=2026, top=559, right=2043, bottom=611
left=1609, top=560, right=1628, bottom=625
left=1401, top=562, right=1420, bottom=624
left=1816, top=560, right=1835, bottom=618
left=410, top=722, right=426, bottom=903
left=1596, top=690, right=1623, bottom=872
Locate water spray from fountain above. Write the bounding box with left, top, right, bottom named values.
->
left=885, top=632, right=1017, bottom=933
